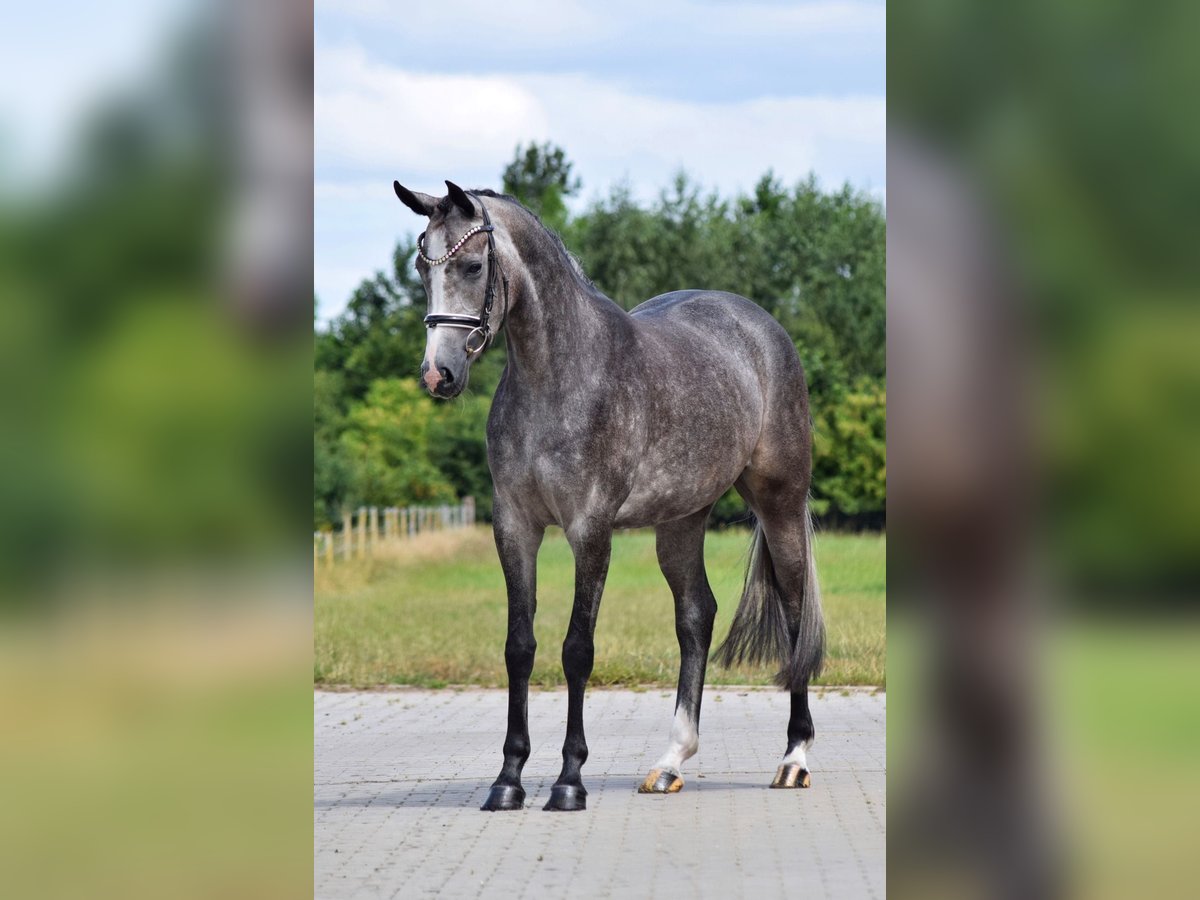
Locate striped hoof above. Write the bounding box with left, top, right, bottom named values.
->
left=638, top=769, right=684, bottom=794
left=770, top=764, right=811, bottom=789
left=481, top=784, right=525, bottom=811
left=543, top=783, right=587, bottom=811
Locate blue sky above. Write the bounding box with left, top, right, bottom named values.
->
left=316, top=0, right=885, bottom=323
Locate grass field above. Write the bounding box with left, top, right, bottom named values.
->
left=314, top=526, right=885, bottom=688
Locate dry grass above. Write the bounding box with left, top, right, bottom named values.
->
left=315, top=526, right=885, bottom=688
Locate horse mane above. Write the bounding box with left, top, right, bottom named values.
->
left=469, top=188, right=596, bottom=290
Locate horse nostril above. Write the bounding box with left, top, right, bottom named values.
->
left=439, top=367, right=454, bottom=385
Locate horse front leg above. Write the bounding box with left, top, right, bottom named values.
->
left=544, top=523, right=613, bottom=811
left=481, top=503, right=544, bottom=812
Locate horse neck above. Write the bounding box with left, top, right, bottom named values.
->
left=501, top=234, right=629, bottom=389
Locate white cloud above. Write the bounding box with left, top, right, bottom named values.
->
left=315, top=44, right=884, bottom=197
left=316, top=45, right=551, bottom=177
left=517, top=73, right=884, bottom=201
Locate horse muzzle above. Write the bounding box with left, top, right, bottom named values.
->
left=420, top=362, right=465, bottom=398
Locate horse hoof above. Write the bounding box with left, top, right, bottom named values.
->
left=543, top=783, right=587, bottom=811
left=770, top=764, right=811, bottom=789
left=638, top=769, right=684, bottom=794
left=481, top=784, right=525, bottom=811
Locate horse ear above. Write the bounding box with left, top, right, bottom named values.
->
left=394, top=181, right=435, bottom=217
left=444, top=180, right=476, bottom=218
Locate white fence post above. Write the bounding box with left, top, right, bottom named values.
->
left=319, top=498, right=475, bottom=567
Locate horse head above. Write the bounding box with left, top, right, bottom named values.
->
left=394, top=179, right=508, bottom=399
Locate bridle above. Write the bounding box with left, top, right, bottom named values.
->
left=417, top=193, right=509, bottom=356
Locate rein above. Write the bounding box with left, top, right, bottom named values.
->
left=417, top=193, right=509, bottom=356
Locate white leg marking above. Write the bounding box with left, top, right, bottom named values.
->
left=652, top=707, right=699, bottom=776
left=781, top=740, right=810, bottom=769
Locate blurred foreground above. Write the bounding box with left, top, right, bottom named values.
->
left=0, top=2, right=312, bottom=897
left=889, top=2, right=1200, bottom=898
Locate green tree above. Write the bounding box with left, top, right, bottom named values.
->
left=502, top=142, right=581, bottom=232
left=810, top=378, right=887, bottom=527
left=568, top=171, right=885, bottom=388
left=316, top=241, right=427, bottom=401
left=338, top=379, right=457, bottom=509
left=314, top=369, right=350, bottom=528
left=428, top=395, right=494, bottom=521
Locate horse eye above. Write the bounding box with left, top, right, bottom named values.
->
left=466, top=262, right=483, bottom=276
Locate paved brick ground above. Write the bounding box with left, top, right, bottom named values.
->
left=316, top=687, right=885, bottom=899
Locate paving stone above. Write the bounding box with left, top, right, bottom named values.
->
left=316, top=687, right=885, bottom=899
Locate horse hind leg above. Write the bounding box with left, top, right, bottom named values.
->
left=764, top=509, right=822, bottom=790
left=717, top=478, right=824, bottom=789
left=640, top=506, right=716, bottom=795
left=772, top=686, right=815, bottom=789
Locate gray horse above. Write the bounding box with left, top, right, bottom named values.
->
left=394, top=180, right=825, bottom=811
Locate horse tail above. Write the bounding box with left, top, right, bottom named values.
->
left=713, top=508, right=825, bottom=691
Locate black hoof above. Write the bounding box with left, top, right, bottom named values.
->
left=481, top=784, right=526, bottom=811
left=769, top=764, right=811, bottom=789
left=543, top=783, right=587, bottom=811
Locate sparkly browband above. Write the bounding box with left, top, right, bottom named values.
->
left=416, top=224, right=494, bottom=266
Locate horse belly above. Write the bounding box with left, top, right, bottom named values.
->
left=613, top=438, right=750, bottom=528
left=613, top=349, right=762, bottom=527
